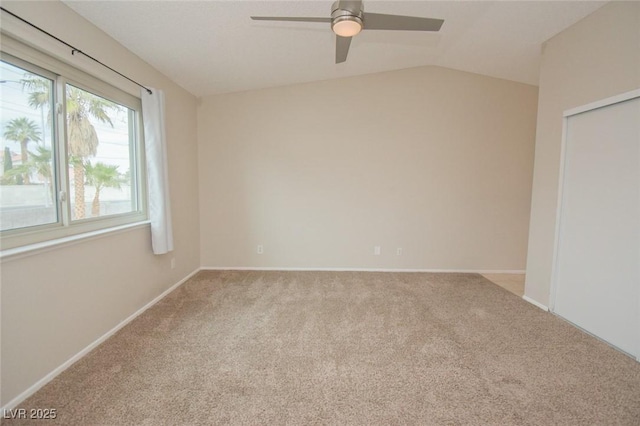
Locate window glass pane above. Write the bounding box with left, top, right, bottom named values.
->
left=66, top=84, right=136, bottom=220
left=0, top=60, right=56, bottom=231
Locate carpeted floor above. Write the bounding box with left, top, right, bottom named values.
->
left=6, top=271, right=640, bottom=425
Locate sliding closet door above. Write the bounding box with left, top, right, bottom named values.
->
left=553, top=93, right=639, bottom=358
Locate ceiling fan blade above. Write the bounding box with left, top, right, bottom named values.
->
left=335, top=36, right=352, bottom=64
left=363, top=13, right=444, bottom=31
left=251, top=16, right=332, bottom=23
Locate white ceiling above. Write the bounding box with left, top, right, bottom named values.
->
left=63, top=1, right=606, bottom=97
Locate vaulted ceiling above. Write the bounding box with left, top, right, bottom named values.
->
left=63, top=1, right=606, bottom=97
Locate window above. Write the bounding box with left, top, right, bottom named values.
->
left=65, top=84, right=138, bottom=221
left=0, top=60, right=56, bottom=231
left=0, top=41, right=146, bottom=250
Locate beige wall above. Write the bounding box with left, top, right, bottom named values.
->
left=524, top=2, right=640, bottom=306
left=0, top=1, right=200, bottom=405
left=198, top=66, right=538, bottom=270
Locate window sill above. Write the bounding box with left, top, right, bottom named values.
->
left=0, top=220, right=151, bottom=262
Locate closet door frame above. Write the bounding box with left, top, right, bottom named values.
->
left=549, top=88, right=640, bottom=360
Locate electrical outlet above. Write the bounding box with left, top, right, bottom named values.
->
left=374, top=246, right=381, bottom=255
left=170, top=258, right=176, bottom=269
left=257, top=245, right=264, bottom=254
left=397, top=248, right=402, bottom=256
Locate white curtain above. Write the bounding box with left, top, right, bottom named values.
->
left=141, top=88, right=174, bottom=255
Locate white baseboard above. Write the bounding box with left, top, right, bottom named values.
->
left=1, top=267, right=200, bottom=411
left=522, top=295, right=549, bottom=311
left=201, top=266, right=526, bottom=274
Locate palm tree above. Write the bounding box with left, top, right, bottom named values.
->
left=84, top=161, right=123, bottom=217
left=27, top=145, right=53, bottom=181
left=23, top=78, right=117, bottom=218
left=5, top=146, right=52, bottom=182
left=28, top=145, right=54, bottom=204
left=66, top=86, right=117, bottom=219
left=23, top=77, right=51, bottom=117
left=3, top=117, right=41, bottom=184
left=3, top=146, right=54, bottom=203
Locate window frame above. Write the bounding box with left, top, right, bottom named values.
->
left=0, top=38, right=148, bottom=251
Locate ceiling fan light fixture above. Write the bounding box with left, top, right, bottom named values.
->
left=332, top=16, right=363, bottom=37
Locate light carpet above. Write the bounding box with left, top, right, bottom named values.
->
left=6, top=271, right=640, bottom=425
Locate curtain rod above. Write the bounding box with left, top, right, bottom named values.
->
left=0, top=6, right=153, bottom=95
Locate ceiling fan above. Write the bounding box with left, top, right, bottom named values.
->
left=251, top=1, right=444, bottom=64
